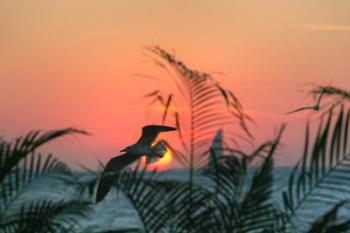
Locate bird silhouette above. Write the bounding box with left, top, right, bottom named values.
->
left=95, top=125, right=176, bottom=203
left=286, top=87, right=327, bottom=115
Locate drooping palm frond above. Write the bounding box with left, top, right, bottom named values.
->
left=0, top=199, right=91, bottom=233
left=311, top=85, right=350, bottom=102
left=0, top=152, right=71, bottom=214
left=236, top=128, right=283, bottom=233
left=206, top=154, right=247, bottom=233
left=310, top=85, right=350, bottom=114
left=143, top=45, right=253, bottom=169
left=281, top=106, right=350, bottom=231
left=0, top=128, right=89, bottom=183
left=207, top=125, right=285, bottom=233
left=0, top=128, right=88, bottom=211
left=0, top=128, right=90, bottom=233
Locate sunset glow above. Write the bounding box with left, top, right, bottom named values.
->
left=1, top=0, right=350, bottom=168
left=2, top=2, right=350, bottom=232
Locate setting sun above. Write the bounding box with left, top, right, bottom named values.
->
left=142, top=149, right=173, bottom=171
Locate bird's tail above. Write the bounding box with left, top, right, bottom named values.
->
left=146, top=140, right=167, bottom=164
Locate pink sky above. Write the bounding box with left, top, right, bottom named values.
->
left=1, top=1, right=350, bottom=168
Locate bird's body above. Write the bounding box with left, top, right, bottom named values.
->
left=286, top=88, right=326, bottom=115
left=121, top=144, right=153, bottom=155
left=95, top=125, right=176, bottom=203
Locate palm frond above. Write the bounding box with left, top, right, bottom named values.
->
left=207, top=125, right=284, bottom=233
left=144, top=45, right=253, bottom=169
left=0, top=128, right=89, bottom=183
left=310, top=85, right=350, bottom=114
left=281, top=106, right=350, bottom=230
left=113, top=164, right=170, bottom=233
left=0, top=153, right=71, bottom=213
left=311, top=85, right=350, bottom=102
left=237, top=126, right=284, bottom=233
left=0, top=199, right=91, bottom=233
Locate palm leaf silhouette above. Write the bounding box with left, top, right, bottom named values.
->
left=310, top=85, right=350, bottom=115
left=114, top=163, right=170, bottom=233
left=281, top=106, right=350, bottom=231
left=206, top=126, right=284, bottom=233
left=1, top=199, right=90, bottom=233
left=140, top=46, right=254, bottom=232
left=0, top=128, right=90, bottom=233
left=0, top=153, right=70, bottom=215
left=143, top=45, right=253, bottom=169
left=0, top=128, right=89, bottom=183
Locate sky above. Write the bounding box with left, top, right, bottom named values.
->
left=1, top=0, right=350, bottom=169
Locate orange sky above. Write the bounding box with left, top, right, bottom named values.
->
left=1, top=1, right=350, bottom=168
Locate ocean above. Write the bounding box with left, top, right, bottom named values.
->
left=18, top=168, right=350, bottom=232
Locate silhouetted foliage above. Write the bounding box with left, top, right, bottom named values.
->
left=2, top=46, right=350, bottom=233
left=0, top=128, right=91, bottom=233
left=310, top=84, right=350, bottom=115
left=281, top=106, right=350, bottom=231
left=142, top=46, right=253, bottom=169
left=140, top=46, right=255, bottom=233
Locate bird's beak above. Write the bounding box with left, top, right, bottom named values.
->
left=160, top=126, right=177, bottom=132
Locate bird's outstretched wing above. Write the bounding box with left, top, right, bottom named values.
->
left=95, top=153, right=140, bottom=203
left=137, top=125, right=176, bottom=145
left=285, top=106, right=314, bottom=115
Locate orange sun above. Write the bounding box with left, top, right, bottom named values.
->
left=142, top=149, right=173, bottom=171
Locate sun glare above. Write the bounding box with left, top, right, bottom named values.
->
left=142, top=149, right=173, bottom=171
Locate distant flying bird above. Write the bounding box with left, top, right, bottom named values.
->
left=286, top=88, right=327, bottom=115
left=95, top=125, right=176, bottom=203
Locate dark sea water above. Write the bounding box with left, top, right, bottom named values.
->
left=80, top=168, right=290, bottom=231
left=25, top=168, right=350, bottom=232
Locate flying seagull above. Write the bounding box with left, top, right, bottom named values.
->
left=95, top=125, right=176, bottom=203
left=285, top=87, right=327, bottom=115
